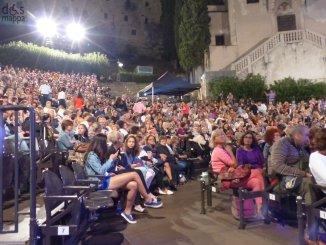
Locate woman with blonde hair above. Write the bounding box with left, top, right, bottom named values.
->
left=210, top=129, right=236, bottom=174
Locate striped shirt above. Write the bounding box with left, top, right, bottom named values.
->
left=269, top=137, right=308, bottom=177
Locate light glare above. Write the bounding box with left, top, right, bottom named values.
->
left=36, top=18, right=57, bottom=37
left=66, top=23, right=86, bottom=41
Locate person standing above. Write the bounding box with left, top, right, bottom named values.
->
left=58, top=87, right=66, bottom=108
left=39, top=81, right=52, bottom=107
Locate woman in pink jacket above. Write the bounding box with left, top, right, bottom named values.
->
left=210, top=129, right=236, bottom=173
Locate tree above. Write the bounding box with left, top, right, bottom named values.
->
left=177, top=0, right=210, bottom=72
left=160, top=0, right=177, bottom=61
left=174, top=0, right=184, bottom=52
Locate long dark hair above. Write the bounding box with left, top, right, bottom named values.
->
left=124, top=134, right=140, bottom=157
left=86, top=133, right=108, bottom=163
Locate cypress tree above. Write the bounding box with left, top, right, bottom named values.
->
left=160, top=0, right=177, bottom=61
left=178, top=0, right=211, bottom=72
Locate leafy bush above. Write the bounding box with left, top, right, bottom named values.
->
left=0, top=41, right=109, bottom=76
left=209, top=74, right=267, bottom=101
left=210, top=74, right=326, bottom=101
left=270, top=77, right=326, bottom=101
left=118, top=71, right=157, bottom=83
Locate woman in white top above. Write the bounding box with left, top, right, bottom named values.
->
left=309, top=128, right=326, bottom=193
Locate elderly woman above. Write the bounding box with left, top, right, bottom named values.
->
left=210, top=129, right=237, bottom=174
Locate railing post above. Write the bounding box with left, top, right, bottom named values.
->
left=14, top=110, right=19, bottom=232
left=297, top=196, right=305, bottom=245
left=29, top=108, right=37, bottom=245
left=200, top=181, right=206, bottom=214
left=0, top=110, right=4, bottom=232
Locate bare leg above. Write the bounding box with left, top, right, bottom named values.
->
left=109, top=172, right=152, bottom=203
left=164, top=162, right=173, bottom=181
left=124, top=181, right=137, bottom=214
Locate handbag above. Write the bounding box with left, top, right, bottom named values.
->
left=218, top=165, right=251, bottom=190
left=74, top=143, right=90, bottom=153
left=281, top=176, right=303, bottom=192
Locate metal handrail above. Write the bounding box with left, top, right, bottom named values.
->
left=0, top=106, right=37, bottom=245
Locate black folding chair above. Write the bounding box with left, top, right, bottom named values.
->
left=41, top=169, right=124, bottom=245
left=59, top=165, right=115, bottom=209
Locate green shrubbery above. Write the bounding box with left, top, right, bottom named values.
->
left=270, top=78, right=326, bottom=101
left=210, top=74, right=267, bottom=101
left=118, top=71, right=157, bottom=83
left=209, top=74, right=326, bottom=101
left=0, top=41, right=109, bottom=76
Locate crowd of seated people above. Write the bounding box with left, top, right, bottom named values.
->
left=0, top=65, right=326, bottom=227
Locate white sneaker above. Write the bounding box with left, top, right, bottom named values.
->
left=158, top=188, right=167, bottom=195
left=134, top=205, right=145, bottom=213
left=166, top=190, right=174, bottom=195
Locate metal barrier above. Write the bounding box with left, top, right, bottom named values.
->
left=0, top=105, right=37, bottom=245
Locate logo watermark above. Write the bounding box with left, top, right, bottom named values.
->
left=1, top=2, right=26, bottom=24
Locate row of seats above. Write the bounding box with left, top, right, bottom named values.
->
left=200, top=163, right=326, bottom=245
left=40, top=163, right=125, bottom=244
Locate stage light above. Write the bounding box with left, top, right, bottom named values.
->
left=36, top=18, right=57, bottom=37
left=66, top=23, right=86, bottom=41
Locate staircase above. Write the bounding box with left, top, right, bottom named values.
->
left=106, top=82, right=148, bottom=97
left=231, top=29, right=326, bottom=78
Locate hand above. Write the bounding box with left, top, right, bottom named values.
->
left=225, top=145, right=233, bottom=153
left=131, top=163, right=141, bottom=168
left=228, top=167, right=235, bottom=173
left=117, top=165, right=125, bottom=171
left=110, top=151, right=119, bottom=160
left=305, top=172, right=312, bottom=178
left=160, top=154, right=167, bottom=161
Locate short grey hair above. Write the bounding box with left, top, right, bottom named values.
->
left=107, top=131, right=123, bottom=144
left=288, top=125, right=309, bottom=137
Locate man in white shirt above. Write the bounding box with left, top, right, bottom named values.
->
left=39, top=82, right=52, bottom=106
left=309, top=128, right=326, bottom=193
left=257, top=102, right=267, bottom=114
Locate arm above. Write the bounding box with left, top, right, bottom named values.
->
left=87, top=153, right=114, bottom=175
left=58, top=133, right=74, bottom=150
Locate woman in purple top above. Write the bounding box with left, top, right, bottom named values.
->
left=236, top=132, right=264, bottom=169
left=236, top=131, right=265, bottom=217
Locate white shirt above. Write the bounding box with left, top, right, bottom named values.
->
left=258, top=104, right=267, bottom=114
left=119, top=128, right=128, bottom=137
left=39, top=84, right=52, bottom=95
left=309, top=151, right=326, bottom=193
left=58, top=91, right=66, bottom=100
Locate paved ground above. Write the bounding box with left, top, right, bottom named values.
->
left=122, top=180, right=298, bottom=245
left=0, top=180, right=298, bottom=245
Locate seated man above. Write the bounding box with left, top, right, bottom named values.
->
left=270, top=125, right=312, bottom=204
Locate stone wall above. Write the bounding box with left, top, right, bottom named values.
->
left=1, top=0, right=162, bottom=57
left=252, top=41, right=326, bottom=84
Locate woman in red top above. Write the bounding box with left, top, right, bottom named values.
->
left=74, top=93, right=85, bottom=110
left=181, top=102, right=190, bottom=117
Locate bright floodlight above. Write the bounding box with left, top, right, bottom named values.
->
left=118, top=61, right=124, bottom=68
left=66, top=23, right=85, bottom=41
left=37, top=18, right=57, bottom=37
